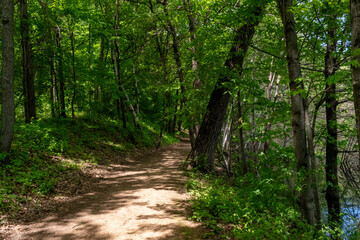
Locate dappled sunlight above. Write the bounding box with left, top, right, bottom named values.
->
left=9, top=140, right=204, bottom=240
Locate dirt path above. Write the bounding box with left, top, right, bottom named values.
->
left=7, top=139, right=205, bottom=240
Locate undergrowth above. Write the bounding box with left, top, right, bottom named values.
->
left=186, top=171, right=328, bottom=240
left=0, top=117, right=177, bottom=221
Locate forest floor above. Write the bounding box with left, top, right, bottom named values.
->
left=2, top=138, right=206, bottom=240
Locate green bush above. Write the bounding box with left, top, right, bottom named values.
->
left=187, top=172, right=325, bottom=239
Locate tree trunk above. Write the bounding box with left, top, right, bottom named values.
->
left=276, top=0, right=315, bottom=226
left=324, top=25, right=341, bottom=228
left=20, top=0, right=36, bottom=123
left=185, top=0, right=201, bottom=148
left=69, top=21, right=77, bottom=118
left=304, top=100, right=321, bottom=226
left=120, top=98, right=127, bottom=129
left=263, top=71, right=281, bottom=154
left=187, top=0, right=200, bottom=89
left=351, top=0, right=360, bottom=165
left=133, top=61, right=140, bottom=115
left=55, top=26, right=66, bottom=118
left=113, top=0, right=140, bottom=130
left=95, top=37, right=105, bottom=102
left=111, top=48, right=140, bottom=129
left=221, top=102, right=233, bottom=175
left=188, top=3, right=265, bottom=172
left=49, top=56, right=57, bottom=118
left=237, top=91, right=248, bottom=175
left=0, top=0, right=15, bottom=153
left=162, top=0, right=186, bottom=131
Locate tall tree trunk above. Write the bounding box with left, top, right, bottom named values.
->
left=351, top=0, right=360, bottom=165
left=49, top=56, right=57, bottom=118
left=188, top=3, right=266, bottom=172
left=0, top=0, right=15, bottom=153
left=162, top=0, right=186, bottom=131
left=324, top=24, right=341, bottom=229
left=304, top=100, right=321, bottom=226
left=113, top=0, right=140, bottom=130
left=263, top=70, right=281, bottom=154
left=184, top=0, right=201, bottom=148
left=111, top=48, right=140, bottom=129
left=55, top=26, right=66, bottom=118
left=186, top=0, right=200, bottom=89
left=95, top=37, right=104, bottom=102
left=133, top=60, right=140, bottom=115
left=88, top=23, right=92, bottom=108
left=20, top=0, right=36, bottom=123
left=69, top=21, right=77, bottom=118
left=237, top=91, right=248, bottom=175
left=276, top=0, right=315, bottom=226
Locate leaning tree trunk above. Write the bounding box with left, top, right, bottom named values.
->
left=276, top=0, right=315, bottom=226
left=0, top=0, right=15, bottom=153
left=351, top=0, right=360, bottom=165
left=20, top=0, right=36, bottom=123
left=188, top=2, right=266, bottom=172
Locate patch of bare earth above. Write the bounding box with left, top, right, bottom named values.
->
left=3, top=139, right=205, bottom=240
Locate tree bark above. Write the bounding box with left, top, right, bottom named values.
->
left=113, top=0, right=140, bottom=130
left=69, top=20, right=77, bottom=118
left=20, top=0, right=36, bottom=123
left=351, top=0, right=360, bottom=165
left=1, top=0, right=15, bottom=153
left=188, top=3, right=265, bottom=172
left=304, top=99, right=321, bottom=226
left=237, top=91, right=248, bottom=175
left=55, top=25, right=66, bottom=118
left=276, top=0, right=315, bottom=226
left=95, top=37, right=105, bottom=102
left=184, top=0, right=201, bottom=148
left=162, top=0, right=186, bottom=132
left=324, top=24, right=341, bottom=228
left=48, top=55, right=57, bottom=117
left=111, top=48, right=140, bottom=129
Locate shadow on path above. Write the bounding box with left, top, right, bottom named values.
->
left=9, top=139, right=205, bottom=240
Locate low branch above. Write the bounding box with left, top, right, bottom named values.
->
left=249, top=44, right=282, bottom=59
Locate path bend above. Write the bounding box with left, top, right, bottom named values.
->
left=8, top=139, right=204, bottom=240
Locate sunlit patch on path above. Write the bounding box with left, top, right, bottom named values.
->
left=8, top=140, right=204, bottom=240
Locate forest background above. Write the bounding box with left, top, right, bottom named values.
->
left=1, top=0, right=360, bottom=239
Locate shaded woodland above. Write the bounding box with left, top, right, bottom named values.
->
left=1, top=0, right=360, bottom=238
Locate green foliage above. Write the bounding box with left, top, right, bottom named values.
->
left=187, top=171, right=326, bottom=239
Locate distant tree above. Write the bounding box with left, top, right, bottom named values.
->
left=20, top=0, right=36, bottom=123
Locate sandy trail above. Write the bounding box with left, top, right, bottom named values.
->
left=8, top=139, right=204, bottom=240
